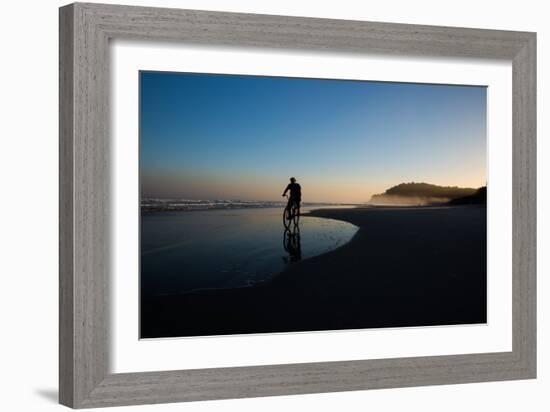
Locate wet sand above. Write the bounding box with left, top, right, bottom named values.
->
left=141, top=205, right=486, bottom=338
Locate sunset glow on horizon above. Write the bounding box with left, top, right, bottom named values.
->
left=140, top=72, right=486, bottom=204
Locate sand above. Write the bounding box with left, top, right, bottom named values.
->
left=141, top=205, right=487, bottom=338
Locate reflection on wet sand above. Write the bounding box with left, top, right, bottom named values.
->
left=283, top=224, right=302, bottom=263
left=141, top=207, right=358, bottom=297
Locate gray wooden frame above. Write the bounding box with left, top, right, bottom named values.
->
left=59, top=2, right=536, bottom=408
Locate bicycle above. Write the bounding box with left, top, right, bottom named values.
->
left=283, top=194, right=300, bottom=229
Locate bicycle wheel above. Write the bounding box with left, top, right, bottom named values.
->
left=283, top=205, right=292, bottom=229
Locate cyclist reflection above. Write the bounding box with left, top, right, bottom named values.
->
left=283, top=224, right=302, bottom=263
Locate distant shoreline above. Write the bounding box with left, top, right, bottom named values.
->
left=140, top=200, right=361, bottom=213
left=140, top=197, right=481, bottom=214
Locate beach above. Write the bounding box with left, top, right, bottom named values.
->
left=141, top=205, right=487, bottom=338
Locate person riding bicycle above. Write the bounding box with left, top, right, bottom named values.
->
left=282, top=177, right=301, bottom=211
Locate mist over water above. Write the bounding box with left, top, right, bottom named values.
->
left=141, top=207, right=358, bottom=298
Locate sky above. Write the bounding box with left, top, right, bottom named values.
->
left=140, top=71, right=486, bottom=204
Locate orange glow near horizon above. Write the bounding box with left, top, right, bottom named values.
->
left=142, top=167, right=486, bottom=204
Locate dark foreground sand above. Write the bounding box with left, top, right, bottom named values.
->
left=141, top=206, right=486, bottom=338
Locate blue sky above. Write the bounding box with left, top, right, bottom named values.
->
left=140, top=71, right=486, bottom=203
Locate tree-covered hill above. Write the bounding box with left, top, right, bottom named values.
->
left=370, top=182, right=479, bottom=205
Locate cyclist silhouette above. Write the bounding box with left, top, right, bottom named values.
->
left=282, top=177, right=301, bottom=212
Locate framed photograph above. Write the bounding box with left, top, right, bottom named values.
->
left=59, top=2, right=536, bottom=408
